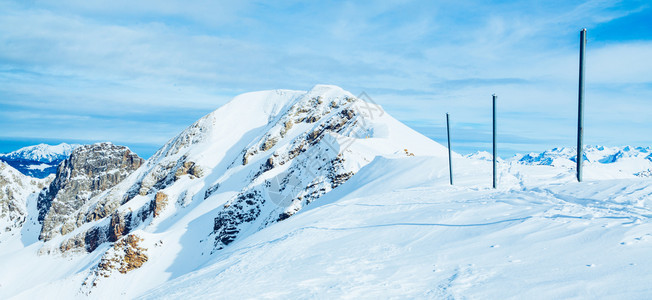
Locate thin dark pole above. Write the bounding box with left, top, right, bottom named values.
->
left=577, top=28, right=587, bottom=182
left=492, top=94, right=497, bottom=189
left=446, top=113, right=453, bottom=185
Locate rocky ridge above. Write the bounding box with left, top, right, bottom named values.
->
left=211, top=86, right=378, bottom=249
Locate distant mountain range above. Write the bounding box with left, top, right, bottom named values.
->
left=0, top=143, right=79, bottom=178
left=462, top=146, right=652, bottom=178
left=515, top=145, right=652, bottom=166
left=4, top=141, right=651, bottom=180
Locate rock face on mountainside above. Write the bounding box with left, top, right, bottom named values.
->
left=0, top=161, right=51, bottom=235
left=37, top=143, right=144, bottom=241
left=79, top=233, right=149, bottom=294
left=211, top=89, right=370, bottom=249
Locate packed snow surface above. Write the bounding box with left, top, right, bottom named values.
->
left=0, top=86, right=651, bottom=299
left=138, top=156, right=652, bottom=299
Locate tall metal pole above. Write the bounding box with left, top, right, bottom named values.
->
left=446, top=113, right=453, bottom=185
left=577, top=28, right=587, bottom=182
left=492, top=94, right=497, bottom=189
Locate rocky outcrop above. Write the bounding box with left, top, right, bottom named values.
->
left=151, top=191, right=168, bottom=218
left=99, top=234, right=148, bottom=274
left=55, top=200, right=161, bottom=254
left=109, top=212, right=127, bottom=242
left=37, top=143, right=144, bottom=241
left=212, top=191, right=263, bottom=249
left=81, top=234, right=148, bottom=293
left=120, top=156, right=203, bottom=200
left=174, top=161, right=203, bottom=180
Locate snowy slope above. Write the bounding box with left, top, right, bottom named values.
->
left=140, top=155, right=652, bottom=299
left=0, top=143, right=80, bottom=178
left=0, top=161, right=50, bottom=240
left=1, top=85, right=651, bottom=299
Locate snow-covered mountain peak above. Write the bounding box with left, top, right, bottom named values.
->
left=303, top=84, right=352, bottom=99
left=0, top=143, right=81, bottom=178
left=149, top=89, right=306, bottom=162
left=150, top=85, right=359, bottom=162
left=465, top=151, right=493, bottom=161
left=40, top=85, right=446, bottom=255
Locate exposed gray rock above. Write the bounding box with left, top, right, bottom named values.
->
left=37, top=143, right=144, bottom=241
left=52, top=149, right=206, bottom=253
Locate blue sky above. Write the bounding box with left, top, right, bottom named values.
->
left=1, top=0, right=651, bottom=158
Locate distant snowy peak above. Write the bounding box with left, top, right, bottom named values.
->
left=464, top=151, right=493, bottom=161
left=517, top=147, right=577, bottom=166
left=0, top=143, right=80, bottom=163
left=592, top=146, right=652, bottom=163
left=0, top=143, right=81, bottom=178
